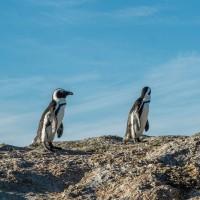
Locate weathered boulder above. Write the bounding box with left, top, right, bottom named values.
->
left=0, top=134, right=199, bottom=199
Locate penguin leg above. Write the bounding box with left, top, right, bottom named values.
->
left=130, top=122, right=137, bottom=143
left=49, top=142, right=62, bottom=150
left=123, top=133, right=128, bottom=144
left=129, top=113, right=137, bottom=143
left=123, top=124, right=132, bottom=143
left=42, top=142, right=55, bottom=152
left=135, top=138, right=141, bottom=142
left=123, top=114, right=134, bottom=144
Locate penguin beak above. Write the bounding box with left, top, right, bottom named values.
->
left=65, top=91, right=73, bottom=96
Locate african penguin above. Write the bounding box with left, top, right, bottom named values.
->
left=32, top=88, right=73, bottom=152
left=123, top=86, right=151, bottom=143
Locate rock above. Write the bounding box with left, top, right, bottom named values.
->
left=0, top=134, right=199, bottom=199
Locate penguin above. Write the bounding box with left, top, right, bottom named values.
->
left=123, top=86, right=151, bottom=143
left=32, top=88, right=73, bottom=152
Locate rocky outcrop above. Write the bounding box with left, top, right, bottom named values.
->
left=0, top=133, right=200, bottom=199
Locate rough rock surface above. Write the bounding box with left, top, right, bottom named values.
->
left=0, top=133, right=200, bottom=199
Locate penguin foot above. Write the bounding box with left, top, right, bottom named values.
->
left=42, top=142, right=55, bottom=152
left=49, top=143, right=62, bottom=151
left=53, top=146, right=62, bottom=150
left=135, top=138, right=141, bottom=142
left=132, top=138, right=141, bottom=143
left=122, top=139, right=127, bottom=144
left=48, top=148, right=55, bottom=152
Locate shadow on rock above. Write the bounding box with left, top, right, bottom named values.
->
left=0, top=145, right=28, bottom=151
left=60, top=149, right=95, bottom=155
left=0, top=166, right=89, bottom=195
left=0, top=190, right=26, bottom=200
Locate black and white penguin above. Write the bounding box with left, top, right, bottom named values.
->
left=123, top=86, right=151, bottom=143
left=32, top=88, right=73, bottom=152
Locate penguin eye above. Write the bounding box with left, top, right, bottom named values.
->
left=60, top=90, right=64, bottom=93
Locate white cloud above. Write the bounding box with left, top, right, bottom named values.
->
left=62, top=116, right=127, bottom=142
left=107, top=6, right=159, bottom=20
left=1, top=53, right=200, bottom=146
left=0, top=76, right=47, bottom=92
left=4, top=2, right=199, bottom=28
left=27, top=4, right=160, bottom=26
left=27, top=0, right=95, bottom=8
left=0, top=112, right=39, bottom=146
left=63, top=53, right=200, bottom=139
left=148, top=52, right=200, bottom=135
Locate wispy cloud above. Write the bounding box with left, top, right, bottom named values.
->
left=63, top=116, right=126, bottom=141
left=0, top=112, right=39, bottom=146
left=107, top=6, right=159, bottom=20
left=39, top=6, right=159, bottom=25
left=58, top=52, right=200, bottom=140
left=27, top=0, right=95, bottom=8
left=63, top=53, right=200, bottom=140
left=147, top=52, right=200, bottom=135
left=15, top=1, right=160, bottom=26
left=1, top=53, right=200, bottom=146
left=68, top=52, right=200, bottom=138
left=0, top=72, right=102, bottom=145
left=2, top=1, right=199, bottom=27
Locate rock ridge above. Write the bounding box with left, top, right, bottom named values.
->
left=0, top=133, right=200, bottom=199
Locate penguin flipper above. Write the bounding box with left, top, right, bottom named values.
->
left=57, top=123, right=64, bottom=138
left=145, top=120, right=149, bottom=132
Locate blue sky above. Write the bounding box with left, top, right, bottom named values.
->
left=0, top=0, right=200, bottom=146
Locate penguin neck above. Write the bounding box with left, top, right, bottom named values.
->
left=56, top=98, right=66, bottom=105
left=142, top=96, right=151, bottom=103
left=55, top=98, right=66, bottom=129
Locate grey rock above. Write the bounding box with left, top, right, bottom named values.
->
left=0, top=134, right=199, bottom=199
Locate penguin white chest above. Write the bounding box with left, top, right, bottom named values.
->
left=138, top=103, right=149, bottom=133
left=56, top=106, right=65, bottom=129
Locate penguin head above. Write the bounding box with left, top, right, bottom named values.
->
left=52, top=88, right=73, bottom=101
left=141, top=86, right=151, bottom=101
